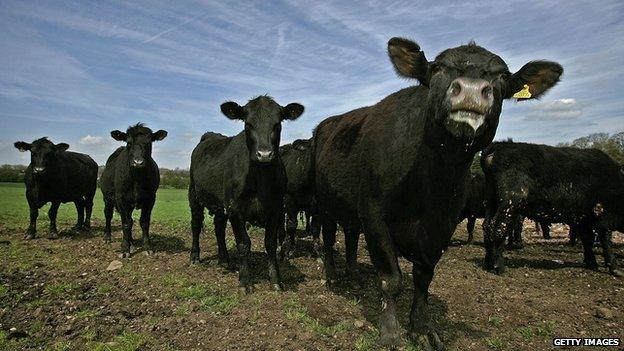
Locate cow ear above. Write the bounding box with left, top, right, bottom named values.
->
left=292, top=139, right=308, bottom=151
left=281, top=103, right=304, bottom=121
left=111, top=130, right=127, bottom=141
left=505, top=60, right=563, bottom=100
left=220, top=102, right=246, bottom=120
left=152, top=130, right=168, bottom=141
left=14, top=141, right=31, bottom=152
left=55, top=143, right=69, bottom=152
left=387, top=37, right=429, bottom=85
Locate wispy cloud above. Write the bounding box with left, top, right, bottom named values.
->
left=0, top=0, right=623, bottom=167
left=524, top=98, right=583, bottom=121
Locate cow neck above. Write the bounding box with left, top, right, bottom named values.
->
left=247, top=159, right=281, bottom=202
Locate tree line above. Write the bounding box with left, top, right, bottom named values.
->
left=2, top=132, right=622, bottom=186
left=0, top=164, right=190, bottom=189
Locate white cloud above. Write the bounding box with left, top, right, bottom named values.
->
left=524, top=98, right=583, bottom=121
left=79, top=135, right=104, bottom=145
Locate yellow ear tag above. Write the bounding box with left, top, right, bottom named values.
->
left=512, top=84, right=532, bottom=99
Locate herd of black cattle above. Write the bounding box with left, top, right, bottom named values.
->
left=11, top=37, right=624, bottom=349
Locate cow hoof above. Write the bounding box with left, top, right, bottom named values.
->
left=49, top=232, right=58, bottom=240
left=412, top=331, right=444, bottom=351
left=238, top=285, right=254, bottom=295
left=324, top=278, right=337, bottom=288
left=610, top=268, right=624, bottom=277
left=190, top=258, right=200, bottom=265
left=190, top=253, right=200, bottom=265
left=24, top=232, right=35, bottom=240
left=144, top=250, right=154, bottom=256
left=104, top=237, right=111, bottom=244
left=119, top=252, right=130, bottom=259
left=217, top=259, right=230, bottom=269
left=377, top=331, right=401, bottom=348
left=585, top=263, right=599, bottom=271
left=272, top=283, right=283, bottom=292
left=71, top=225, right=84, bottom=232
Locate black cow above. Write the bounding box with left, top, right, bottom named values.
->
left=459, top=173, right=486, bottom=243
left=100, top=123, right=168, bottom=258
left=278, top=138, right=320, bottom=258
left=481, top=141, right=624, bottom=277
left=313, top=37, right=562, bottom=348
left=189, top=96, right=304, bottom=293
left=14, top=138, right=98, bottom=239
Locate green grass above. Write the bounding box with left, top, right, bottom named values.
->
left=0, top=183, right=196, bottom=232
left=485, top=336, right=507, bottom=350
left=535, top=320, right=556, bottom=337
left=488, top=315, right=502, bottom=327
left=177, top=283, right=239, bottom=315
left=89, top=331, right=153, bottom=351
left=44, top=282, right=79, bottom=296
left=284, top=296, right=350, bottom=337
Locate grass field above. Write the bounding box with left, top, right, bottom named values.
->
left=0, top=182, right=623, bottom=350
left=0, top=183, right=195, bottom=232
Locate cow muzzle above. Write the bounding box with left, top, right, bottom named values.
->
left=256, top=149, right=274, bottom=163
left=448, top=77, right=493, bottom=131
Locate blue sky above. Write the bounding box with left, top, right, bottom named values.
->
left=1, top=0, right=623, bottom=168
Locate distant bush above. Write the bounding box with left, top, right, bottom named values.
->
left=557, top=131, right=624, bottom=164
left=159, top=168, right=190, bottom=189
left=0, top=165, right=26, bottom=182
left=0, top=164, right=190, bottom=189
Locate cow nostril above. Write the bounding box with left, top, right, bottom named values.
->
left=481, top=85, right=493, bottom=99
left=450, top=81, right=462, bottom=96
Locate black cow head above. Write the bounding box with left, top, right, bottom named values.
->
left=388, top=37, right=563, bottom=145
left=221, top=96, right=304, bottom=164
left=110, top=123, right=167, bottom=168
left=14, top=138, right=69, bottom=175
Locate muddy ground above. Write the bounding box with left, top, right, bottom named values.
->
left=0, top=220, right=622, bottom=350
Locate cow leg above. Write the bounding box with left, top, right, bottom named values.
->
left=466, top=217, right=476, bottom=244
left=361, top=215, right=402, bottom=347
left=506, top=215, right=524, bottom=250
left=265, top=213, right=283, bottom=291
left=540, top=222, right=551, bottom=239
left=410, top=262, right=443, bottom=351
left=84, top=196, right=93, bottom=231
left=281, top=210, right=297, bottom=260
left=72, top=199, right=85, bottom=231
left=596, top=228, right=623, bottom=277
left=344, top=227, right=360, bottom=282
left=214, top=211, right=230, bottom=268
left=321, top=217, right=337, bottom=286
left=140, top=205, right=153, bottom=255
left=119, top=206, right=133, bottom=258
left=48, top=201, right=60, bottom=239
left=230, top=214, right=253, bottom=294
left=189, top=187, right=204, bottom=264
left=569, top=225, right=578, bottom=246
left=25, top=199, right=38, bottom=239
left=103, top=201, right=114, bottom=244
left=305, top=212, right=312, bottom=234
left=484, top=206, right=518, bottom=274
left=310, top=215, right=321, bottom=258
left=579, top=225, right=598, bottom=271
